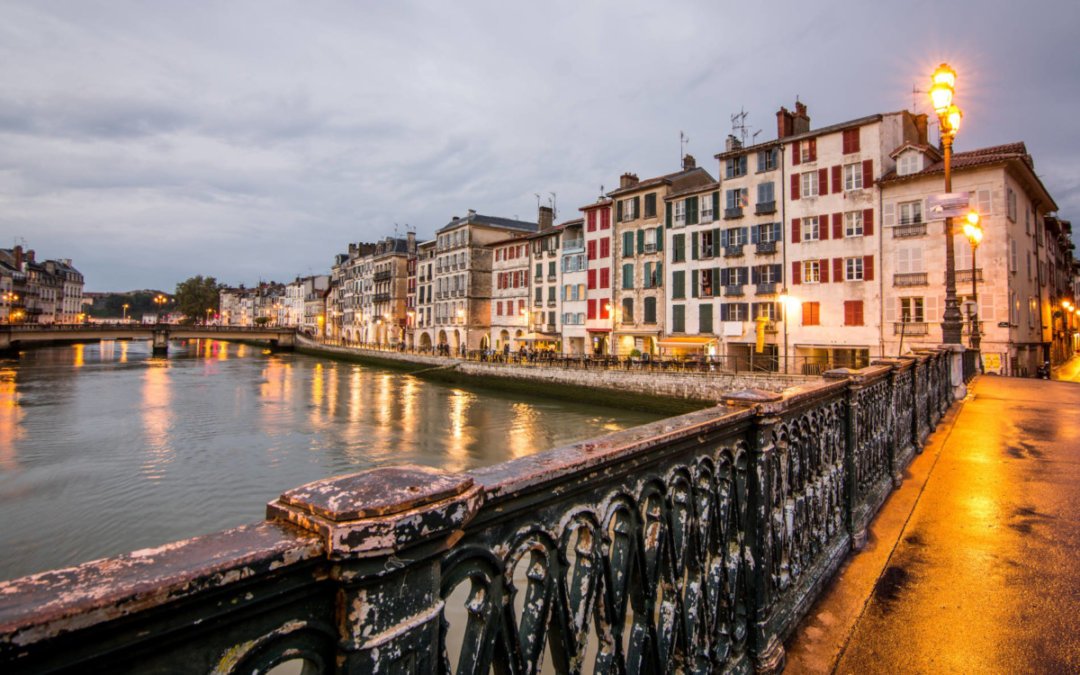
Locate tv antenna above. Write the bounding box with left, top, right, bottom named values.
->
left=731, top=108, right=751, bottom=145
left=548, top=192, right=557, bottom=219
left=679, top=131, right=689, bottom=162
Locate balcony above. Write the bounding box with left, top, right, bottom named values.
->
left=724, top=245, right=745, bottom=258
left=700, top=210, right=714, bottom=223
left=763, top=321, right=778, bottom=333
left=547, top=249, right=557, bottom=258
left=755, top=282, right=778, bottom=295
left=545, top=324, right=556, bottom=333
left=755, top=201, right=777, bottom=215
left=893, top=322, right=929, bottom=336
left=373, top=271, right=392, bottom=282
left=893, top=222, right=927, bottom=238
left=894, top=272, right=928, bottom=287
left=755, top=241, right=777, bottom=255
left=548, top=275, right=557, bottom=282
left=563, top=239, right=584, bottom=252
left=644, top=243, right=657, bottom=254
left=955, top=268, right=984, bottom=284
left=547, top=300, right=557, bottom=308
left=724, top=207, right=744, bottom=220
left=373, top=293, right=391, bottom=304
left=724, top=285, right=745, bottom=297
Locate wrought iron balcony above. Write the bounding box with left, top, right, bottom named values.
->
left=893, top=222, right=927, bottom=238
left=955, top=268, right=984, bottom=284
left=724, top=245, right=745, bottom=258
left=893, top=321, right=929, bottom=335
left=724, top=285, right=745, bottom=297
left=373, top=271, right=392, bottom=282
left=755, top=241, right=777, bottom=255
left=724, top=207, right=744, bottom=220
left=894, top=272, right=928, bottom=287
left=755, top=201, right=777, bottom=215
left=755, top=282, right=777, bottom=295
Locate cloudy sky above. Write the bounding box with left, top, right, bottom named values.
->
left=2, top=0, right=1078, bottom=291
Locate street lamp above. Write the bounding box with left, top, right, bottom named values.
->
left=154, top=294, right=167, bottom=322
left=962, top=211, right=983, bottom=353
left=930, top=62, right=965, bottom=346
left=122, top=303, right=130, bottom=321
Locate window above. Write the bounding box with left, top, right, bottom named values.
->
left=622, top=263, right=634, bottom=289
left=643, top=297, right=657, bottom=323
left=620, top=197, right=639, bottom=222
left=534, top=286, right=542, bottom=303
left=672, top=233, right=686, bottom=262
left=600, top=237, right=610, bottom=258
left=600, top=208, right=610, bottom=229
left=900, top=297, right=924, bottom=323
left=898, top=200, right=922, bottom=225
left=701, top=230, right=715, bottom=258
left=800, top=140, right=815, bottom=163
left=758, top=182, right=775, bottom=204
left=599, top=268, right=610, bottom=289
left=802, top=216, right=820, bottom=241
left=897, top=153, right=920, bottom=176
left=701, top=268, right=715, bottom=297
left=700, top=194, right=714, bottom=222
left=600, top=299, right=610, bottom=319
left=548, top=261, right=556, bottom=278
left=802, top=260, right=821, bottom=283
left=586, top=211, right=596, bottom=232
left=672, top=270, right=686, bottom=298
left=845, top=257, right=864, bottom=281
left=845, top=211, right=864, bottom=237
left=587, top=269, right=596, bottom=290
left=842, top=128, right=860, bottom=154
left=587, top=240, right=596, bottom=260
left=801, top=172, right=819, bottom=197
left=622, top=298, right=634, bottom=323
left=699, top=304, right=713, bottom=333
left=622, top=231, right=634, bottom=257
left=725, top=155, right=748, bottom=179
left=721, top=303, right=749, bottom=321
left=644, top=193, right=657, bottom=219
left=753, top=222, right=781, bottom=244
left=754, top=302, right=778, bottom=321
left=587, top=299, right=596, bottom=320
left=843, top=163, right=863, bottom=191
left=674, top=200, right=686, bottom=226
left=757, top=148, right=778, bottom=172
left=802, top=301, right=820, bottom=326
left=726, top=227, right=748, bottom=246
left=844, top=300, right=864, bottom=326
left=726, top=188, right=748, bottom=210
left=671, top=304, right=686, bottom=332
left=1009, top=236, right=1017, bottom=273
left=755, top=264, right=780, bottom=283
left=535, top=263, right=542, bottom=279
left=1007, top=188, right=1017, bottom=222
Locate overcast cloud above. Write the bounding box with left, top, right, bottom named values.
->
left=2, top=0, right=1078, bottom=291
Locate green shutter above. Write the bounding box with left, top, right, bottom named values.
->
left=688, top=196, right=699, bottom=225
left=712, top=191, right=720, bottom=219
left=673, top=270, right=685, bottom=298
left=637, top=229, right=645, bottom=254
left=666, top=203, right=672, bottom=229
left=633, top=196, right=640, bottom=220
left=623, top=231, right=633, bottom=256
left=656, top=262, right=663, bottom=286
left=691, top=232, right=699, bottom=260
left=616, top=200, right=624, bottom=222
left=692, top=270, right=699, bottom=298
left=655, top=226, right=663, bottom=251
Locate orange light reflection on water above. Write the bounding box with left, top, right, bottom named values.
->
left=72, top=343, right=84, bottom=368
left=444, top=389, right=476, bottom=472
left=0, top=368, right=24, bottom=470
left=140, top=363, right=174, bottom=482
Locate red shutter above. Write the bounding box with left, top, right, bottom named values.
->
left=792, top=218, right=801, bottom=243
left=819, top=168, right=828, bottom=194
left=791, top=173, right=801, bottom=200
left=832, top=165, right=842, bottom=194
left=587, top=299, right=596, bottom=320
left=864, top=255, right=875, bottom=281
left=587, top=269, right=596, bottom=289
left=821, top=216, right=830, bottom=240
left=863, top=208, right=874, bottom=236
left=820, top=259, right=830, bottom=283
left=833, top=213, right=843, bottom=239
left=587, top=240, right=596, bottom=260
left=792, top=141, right=801, bottom=165
left=844, top=301, right=853, bottom=325
left=862, top=159, right=873, bottom=188
left=809, top=139, right=817, bottom=162
left=792, top=261, right=801, bottom=285
left=833, top=257, right=844, bottom=282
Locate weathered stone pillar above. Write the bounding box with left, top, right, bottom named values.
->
left=151, top=329, right=169, bottom=356
left=267, top=465, right=483, bottom=673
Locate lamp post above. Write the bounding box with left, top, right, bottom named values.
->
left=154, top=294, right=167, bottom=323
left=122, top=303, right=130, bottom=322
left=930, top=63, right=965, bottom=345
left=962, top=211, right=983, bottom=352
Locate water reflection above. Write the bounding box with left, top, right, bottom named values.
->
left=72, top=343, right=84, bottom=368
left=0, top=341, right=662, bottom=580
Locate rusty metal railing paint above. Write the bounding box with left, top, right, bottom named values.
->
left=0, top=351, right=955, bottom=674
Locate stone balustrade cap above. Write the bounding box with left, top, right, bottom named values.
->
left=723, top=388, right=784, bottom=404
left=278, top=465, right=475, bottom=522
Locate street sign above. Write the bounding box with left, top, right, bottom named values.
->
left=926, top=192, right=971, bottom=219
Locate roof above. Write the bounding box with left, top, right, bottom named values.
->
left=579, top=197, right=612, bottom=211
left=665, top=180, right=720, bottom=201
left=437, top=211, right=538, bottom=235
left=606, top=166, right=714, bottom=198
left=489, top=223, right=566, bottom=247
left=714, top=112, right=888, bottom=160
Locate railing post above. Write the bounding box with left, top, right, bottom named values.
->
left=872, top=359, right=905, bottom=487
left=728, top=389, right=787, bottom=674
left=267, top=465, right=483, bottom=673
left=824, top=369, right=865, bottom=551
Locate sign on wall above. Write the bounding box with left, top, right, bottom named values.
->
left=926, top=193, right=972, bottom=219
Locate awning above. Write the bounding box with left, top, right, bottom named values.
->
left=657, top=337, right=718, bottom=348
left=586, top=328, right=611, bottom=333
left=518, top=332, right=560, bottom=341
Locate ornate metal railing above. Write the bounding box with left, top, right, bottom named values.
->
left=0, top=352, right=954, bottom=674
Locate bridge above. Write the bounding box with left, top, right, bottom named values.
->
left=0, top=351, right=956, bottom=673
left=0, top=324, right=298, bottom=356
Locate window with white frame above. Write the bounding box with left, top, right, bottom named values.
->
left=758, top=148, right=778, bottom=172
left=726, top=188, right=748, bottom=210
left=800, top=143, right=813, bottom=163
left=845, top=211, right=864, bottom=237
left=674, top=200, right=686, bottom=226
left=701, top=193, right=714, bottom=221
left=803, top=216, right=820, bottom=241
left=1007, top=188, right=1017, bottom=221
left=845, top=257, right=864, bottom=281
left=843, top=163, right=863, bottom=191
left=802, top=260, right=821, bottom=283
left=898, top=200, right=922, bottom=225
left=900, top=297, right=924, bottom=323
left=801, top=172, right=819, bottom=197
left=897, top=153, right=920, bottom=176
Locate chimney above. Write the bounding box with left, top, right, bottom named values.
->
left=407, top=231, right=416, bottom=253
left=467, top=209, right=476, bottom=218
left=13, top=245, right=22, bottom=270
left=792, top=101, right=810, bottom=135
left=682, top=154, right=696, bottom=170
left=619, top=172, right=639, bottom=189
left=914, top=113, right=929, bottom=146
left=725, top=135, right=742, bottom=152
left=776, top=106, right=795, bottom=139
left=538, top=205, right=554, bottom=231
left=25, top=249, right=35, bottom=264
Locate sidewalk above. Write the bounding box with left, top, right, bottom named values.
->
left=784, top=374, right=1080, bottom=673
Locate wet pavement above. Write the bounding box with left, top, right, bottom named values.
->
left=785, top=373, right=1080, bottom=674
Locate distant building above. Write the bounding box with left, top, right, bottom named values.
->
left=0, top=246, right=84, bottom=324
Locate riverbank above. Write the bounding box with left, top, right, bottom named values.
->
left=296, top=337, right=819, bottom=415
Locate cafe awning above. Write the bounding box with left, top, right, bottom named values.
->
left=657, top=336, right=718, bottom=348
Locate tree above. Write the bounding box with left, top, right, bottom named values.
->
left=174, top=276, right=221, bottom=324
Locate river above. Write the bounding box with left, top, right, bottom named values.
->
left=0, top=340, right=662, bottom=581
